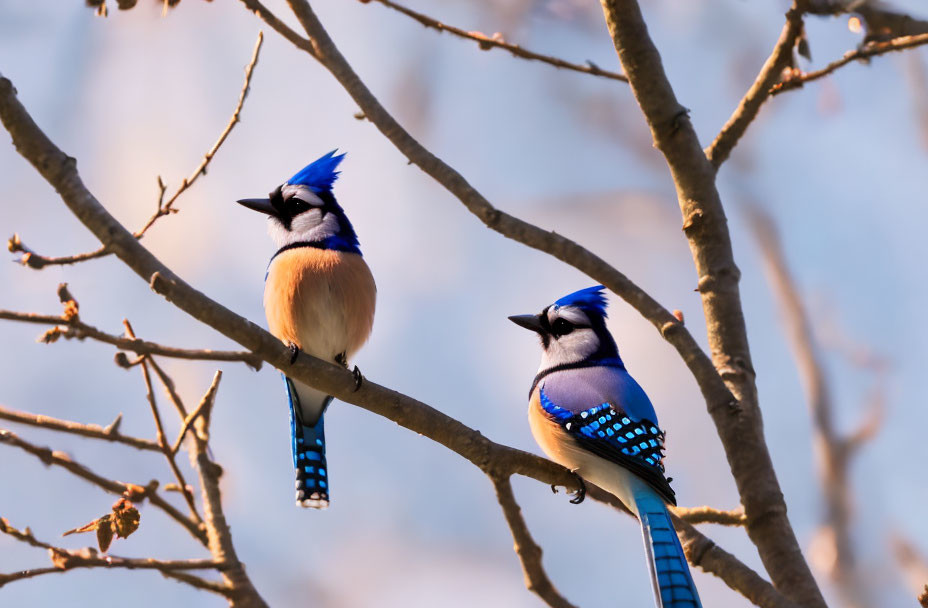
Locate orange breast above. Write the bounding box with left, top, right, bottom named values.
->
left=264, top=248, right=376, bottom=361
left=527, top=388, right=582, bottom=469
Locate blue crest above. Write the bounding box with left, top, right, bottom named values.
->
left=554, top=285, right=609, bottom=317
left=287, top=150, right=346, bottom=192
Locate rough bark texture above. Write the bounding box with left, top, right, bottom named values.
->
left=597, top=2, right=826, bottom=606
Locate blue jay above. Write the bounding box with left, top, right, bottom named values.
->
left=237, top=150, right=376, bottom=509
left=510, top=286, right=701, bottom=608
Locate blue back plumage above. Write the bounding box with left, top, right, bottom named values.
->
left=542, top=365, right=658, bottom=424
left=288, top=149, right=345, bottom=192
left=554, top=285, right=608, bottom=318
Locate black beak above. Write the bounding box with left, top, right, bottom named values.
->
left=508, top=314, right=545, bottom=334
left=236, top=197, right=277, bottom=216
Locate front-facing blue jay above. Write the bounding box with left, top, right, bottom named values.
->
left=237, top=150, right=376, bottom=509
left=510, top=286, right=701, bottom=608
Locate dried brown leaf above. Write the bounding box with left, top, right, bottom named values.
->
left=96, top=522, right=114, bottom=552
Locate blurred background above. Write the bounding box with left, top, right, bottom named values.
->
left=1, top=0, right=926, bottom=606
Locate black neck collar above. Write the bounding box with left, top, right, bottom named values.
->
left=529, top=357, right=625, bottom=399
left=271, top=241, right=327, bottom=262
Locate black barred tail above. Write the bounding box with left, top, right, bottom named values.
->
left=284, top=376, right=330, bottom=509
left=634, top=488, right=701, bottom=608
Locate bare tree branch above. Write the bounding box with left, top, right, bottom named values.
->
left=171, top=376, right=222, bottom=456
left=0, top=516, right=224, bottom=591
left=161, top=570, right=234, bottom=597
left=0, top=405, right=160, bottom=452
left=584, top=485, right=797, bottom=608
left=0, top=308, right=262, bottom=368
left=672, top=505, right=747, bottom=527
left=706, top=4, right=804, bottom=169
left=805, top=1, right=928, bottom=39
left=0, top=428, right=206, bottom=545
left=772, top=32, right=928, bottom=97
left=179, top=370, right=268, bottom=607
left=361, top=0, right=627, bottom=83
left=672, top=516, right=799, bottom=608
left=492, top=476, right=577, bottom=608
left=134, top=332, right=203, bottom=528
left=0, top=68, right=801, bottom=608
left=597, top=1, right=825, bottom=605
left=236, top=0, right=735, bottom=427
left=7, top=31, right=263, bottom=269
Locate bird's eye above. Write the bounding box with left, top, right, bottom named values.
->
left=285, top=198, right=310, bottom=215
left=551, top=318, right=574, bottom=336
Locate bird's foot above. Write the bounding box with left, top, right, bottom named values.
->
left=351, top=366, right=363, bottom=391
left=568, top=472, right=586, bottom=505
left=287, top=342, right=300, bottom=365
left=335, top=352, right=348, bottom=367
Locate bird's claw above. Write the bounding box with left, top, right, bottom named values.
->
left=287, top=342, right=300, bottom=365
left=351, top=365, right=363, bottom=391
left=550, top=484, right=559, bottom=495
left=568, top=473, right=586, bottom=504
left=335, top=352, right=348, bottom=367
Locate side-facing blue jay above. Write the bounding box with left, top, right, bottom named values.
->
left=510, top=286, right=701, bottom=608
left=237, top=150, right=376, bottom=509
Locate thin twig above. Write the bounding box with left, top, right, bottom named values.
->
left=134, top=340, right=203, bottom=528
left=363, top=0, right=627, bottom=82
left=492, top=475, right=577, bottom=608
left=0, top=520, right=223, bottom=574
left=161, top=570, right=234, bottom=597
left=6, top=32, right=263, bottom=269
left=147, top=357, right=191, bottom=420
left=672, top=505, right=747, bottom=526
left=0, top=404, right=160, bottom=452
left=772, top=32, right=928, bottom=96
left=171, top=372, right=223, bottom=455
left=135, top=32, right=264, bottom=236
left=706, top=4, right=804, bottom=168
left=0, top=309, right=262, bottom=369
left=0, top=428, right=207, bottom=545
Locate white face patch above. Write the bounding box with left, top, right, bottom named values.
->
left=267, top=207, right=341, bottom=248
left=537, top=306, right=601, bottom=371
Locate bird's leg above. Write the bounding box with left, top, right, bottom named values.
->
left=287, top=342, right=300, bottom=365
left=568, top=472, right=586, bottom=504
left=335, top=352, right=363, bottom=391
left=550, top=473, right=585, bottom=504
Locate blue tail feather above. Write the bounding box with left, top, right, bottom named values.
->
left=284, top=376, right=330, bottom=509
left=634, top=488, right=701, bottom=608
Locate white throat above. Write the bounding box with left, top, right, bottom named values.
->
left=267, top=209, right=341, bottom=249
left=537, top=328, right=600, bottom=373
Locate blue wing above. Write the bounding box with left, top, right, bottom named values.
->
left=538, top=367, right=675, bottom=504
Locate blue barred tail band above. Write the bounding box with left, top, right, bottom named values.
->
left=635, top=490, right=701, bottom=608
left=285, top=376, right=330, bottom=509
left=293, top=420, right=329, bottom=509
